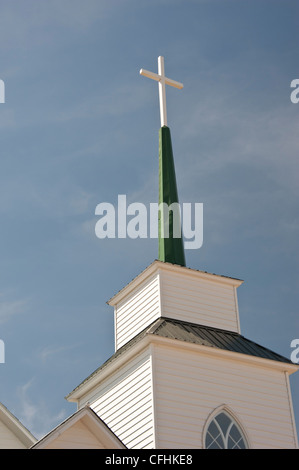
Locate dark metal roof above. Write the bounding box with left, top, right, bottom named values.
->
left=67, top=317, right=294, bottom=399
left=150, top=317, right=293, bottom=364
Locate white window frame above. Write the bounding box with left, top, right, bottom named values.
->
left=203, top=406, right=249, bottom=449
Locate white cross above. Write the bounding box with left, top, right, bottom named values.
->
left=140, top=56, right=183, bottom=127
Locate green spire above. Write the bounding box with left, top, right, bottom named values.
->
left=158, top=126, right=186, bottom=267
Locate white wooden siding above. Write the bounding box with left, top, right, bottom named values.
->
left=115, top=273, right=160, bottom=350
left=152, top=343, right=297, bottom=449
left=80, top=349, right=154, bottom=449
left=43, top=420, right=106, bottom=449
left=159, top=269, right=240, bottom=332
left=112, top=263, right=242, bottom=351
left=0, top=420, right=27, bottom=449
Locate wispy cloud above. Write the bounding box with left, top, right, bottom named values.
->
left=16, top=379, right=67, bottom=439
left=0, top=294, right=29, bottom=324
left=168, top=87, right=299, bottom=260
left=39, top=344, right=77, bottom=363
left=0, top=175, right=93, bottom=219
left=55, top=81, right=149, bottom=124
left=175, top=79, right=299, bottom=200
left=0, top=0, right=113, bottom=49
left=0, top=108, right=16, bottom=130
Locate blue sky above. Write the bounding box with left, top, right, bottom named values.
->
left=0, top=0, right=298, bottom=442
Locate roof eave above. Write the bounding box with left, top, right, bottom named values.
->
left=107, top=259, right=244, bottom=307
left=66, top=322, right=298, bottom=403
left=66, top=334, right=152, bottom=402
left=147, top=334, right=299, bottom=374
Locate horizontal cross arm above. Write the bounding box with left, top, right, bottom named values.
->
left=140, top=68, right=183, bottom=90
left=164, top=77, right=183, bottom=90
left=140, top=68, right=160, bottom=82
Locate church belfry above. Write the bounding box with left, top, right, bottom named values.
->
left=65, top=57, right=298, bottom=449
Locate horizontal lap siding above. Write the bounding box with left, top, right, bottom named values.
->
left=153, top=344, right=297, bottom=449
left=160, top=270, right=239, bottom=332
left=45, top=421, right=105, bottom=449
left=116, top=274, right=160, bottom=350
left=86, top=350, right=154, bottom=449
left=0, top=421, right=26, bottom=449
left=114, top=266, right=241, bottom=352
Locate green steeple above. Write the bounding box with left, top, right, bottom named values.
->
left=158, top=125, right=186, bottom=267
left=140, top=56, right=185, bottom=266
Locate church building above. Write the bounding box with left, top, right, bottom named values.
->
left=32, top=57, right=298, bottom=449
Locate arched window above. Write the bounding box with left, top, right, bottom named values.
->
left=204, top=409, right=248, bottom=449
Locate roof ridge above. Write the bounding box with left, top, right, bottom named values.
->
left=158, top=316, right=241, bottom=336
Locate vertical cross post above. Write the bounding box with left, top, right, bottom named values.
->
left=140, top=56, right=183, bottom=127
left=158, top=56, right=167, bottom=127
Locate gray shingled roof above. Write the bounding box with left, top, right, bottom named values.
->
left=66, top=317, right=293, bottom=398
